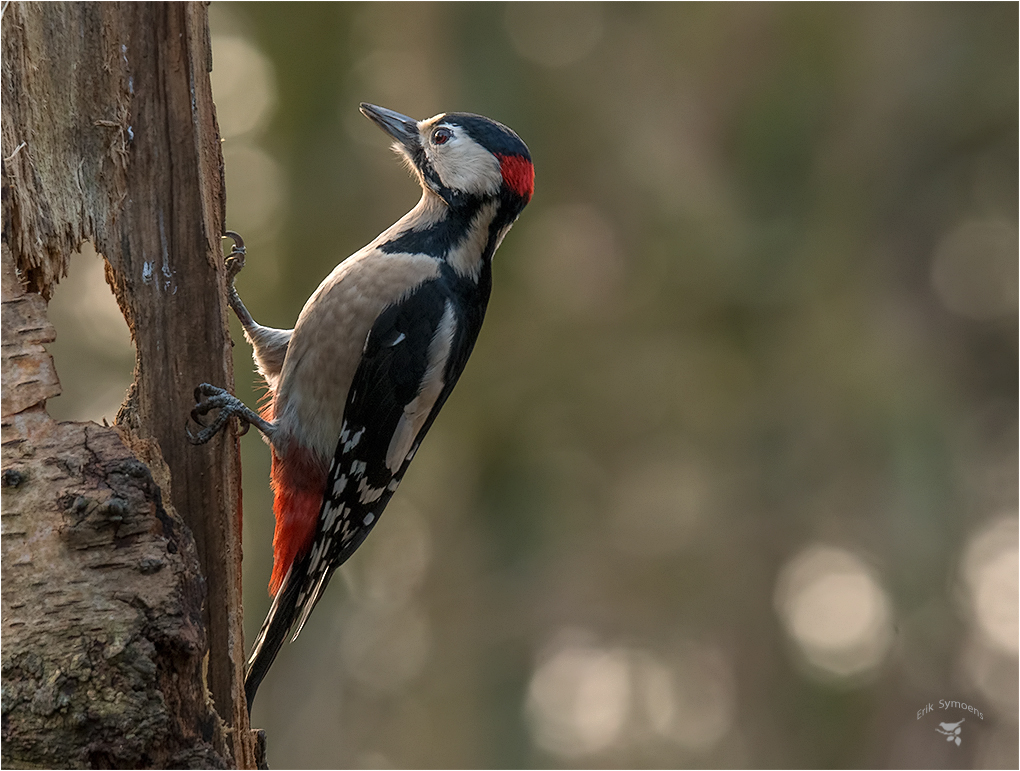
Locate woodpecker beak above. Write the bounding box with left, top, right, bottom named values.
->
left=360, top=103, right=420, bottom=153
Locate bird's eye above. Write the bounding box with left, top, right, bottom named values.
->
left=432, top=127, right=452, bottom=145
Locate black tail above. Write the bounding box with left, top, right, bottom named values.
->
left=244, top=532, right=354, bottom=711
left=244, top=561, right=305, bottom=712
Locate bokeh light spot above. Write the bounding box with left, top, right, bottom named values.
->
left=354, top=502, right=433, bottom=608
left=221, top=144, right=286, bottom=240
left=961, top=515, right=1019, bottom=655
left=339, top=602, right=432, bottom=693
left=774, top=546, right=893, bottom=678
left=959, top=633, right=1019, bottom=717
left=45, top=244, right=134, bottom=424
left=525, top=632, right=735, bottom=758
left=210, top=35, right=277, bottom=140
left=525, top=632, right=631, bottom=757
left=637, top=644, right=736, bottom=752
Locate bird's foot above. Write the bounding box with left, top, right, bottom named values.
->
left=186, top=383, right=273, bottom=445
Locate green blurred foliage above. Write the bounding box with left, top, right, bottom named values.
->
left=46, top=2, right=1018, bottom=768
left=214, top=2, right=1019, bottom=768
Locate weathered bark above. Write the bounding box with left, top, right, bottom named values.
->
left=1, top=2, right=255, bottom=767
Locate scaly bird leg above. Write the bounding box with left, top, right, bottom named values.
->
left=224, top=231, right=258, bottom=332
left=221, top=231, right=293, bottom=383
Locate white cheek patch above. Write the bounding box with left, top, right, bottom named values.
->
left=385, top=301, right=457, bottom=472
left=427, top=131, right=503, bottom=196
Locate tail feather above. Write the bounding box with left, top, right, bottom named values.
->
left=288, top=525, right=373, bottom=642
left=246, top=424, right=328, bottom=709
left=244, top=561, right=304, bottom=711
left=291, top=563, right=335, bottom=641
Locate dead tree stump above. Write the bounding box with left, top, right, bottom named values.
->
left=1, top=2, right=255, bottom=766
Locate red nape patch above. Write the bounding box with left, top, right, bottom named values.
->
left=498, top=154, right=534, bottom=201
left=267, top=445, right=327, bottom=595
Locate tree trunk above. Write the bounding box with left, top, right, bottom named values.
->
left=1, top=2, right=256, bottom=766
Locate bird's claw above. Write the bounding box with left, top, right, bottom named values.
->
left=187, top=383, right=244, bottom=445
left=224, top=230, right=245, bottom=255
left=185, top=421, right=215, bottom=446
left=223, top=231, right=246, bottom=283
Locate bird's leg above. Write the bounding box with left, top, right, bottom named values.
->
left=186, top=232, right=278, bottom=446
left=187, top=383, right=277, bottom=445
left=222, top=231, right=293, bottom=380
left=223, top=231, right=258, bottom=333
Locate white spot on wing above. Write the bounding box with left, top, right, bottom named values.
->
left=324, top=505, right=338, bottom=530
left=333, top=475, right=348, bottom=497
left=358, top=477, right=385, bottom=504
left=363, top=512, right=375, bottom=526
left=307, top=539, right=324, bottom=573
left=351, top=460, right=367, bottom=478
left=343, top=427, right=365, bottom=454
left=324, top=504, right=349, bottom=531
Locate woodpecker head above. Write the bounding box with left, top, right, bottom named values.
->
left=360, top=103, right=533, bottom=216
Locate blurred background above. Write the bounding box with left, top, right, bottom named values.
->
left=46, top=3, right=1017, bottom=768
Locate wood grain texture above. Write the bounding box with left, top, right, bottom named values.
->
left=2, top=2, right=254, bottom=766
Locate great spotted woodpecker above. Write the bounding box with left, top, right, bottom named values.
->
left=189, top=104, right=533, bottom=710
